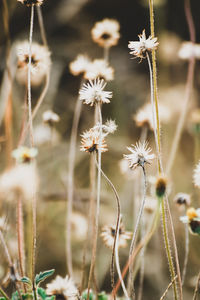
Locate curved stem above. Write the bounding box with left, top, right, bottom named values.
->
left=17, top=196, right=25, bottom=278
left=112, top=200, right=161, bottom=298
left=182, top=223, right=189, bottom=285
left=66, top=81, right=83, bottom=276
left=115, top=216, right=129, bottom=299
left=28, top=5, right=34, bottom=147
left=128, top=166, right=147, bottom=298
left=94, top=158, right=121, bottom=295
left=160, top=276, right=178, bottom=300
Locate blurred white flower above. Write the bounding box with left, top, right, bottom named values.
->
left=91, top=18, right=120, bottom=48
left=85, top=59, right=114, bottom=81
left=46, top=275, right=79, bottom=300
left=193, top=161, right=200, bottom=188
left=16, top=41, right=51, bottom=86
left=43, top=110, right=60, bottom=125
left=69, top=54, right=91, bottom=77
left=178, top=42, right=200, bottom=60
left=12, top=146, right=38, bottom=163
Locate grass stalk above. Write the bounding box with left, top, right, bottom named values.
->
left=128, top=166, right=147, bottom=298
left=36, top=6, right=47, bottom=46
left=112, top=199, right=161, bottom=298
left=182, top=223, right=189, bottom=285
left=161, top=197, right=178, bottom=300
left=192, top=271, right=200, bottom=300
left=160, top=276, right=178, bottom=300
left=87, top=103, right=102, bottom=298
left=66, top=80, right=83, bottom=276
left=27, top=5, right=35, bottom=147
left=17, top=196, right=25, bottom=278
left=0, top=285, right=10, bottom=300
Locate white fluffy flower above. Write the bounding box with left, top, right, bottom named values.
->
left=16, top=41, right=51, bottom=86
left=124, top=141, right=155, bottom=169
left=128, top=30, right=159, bottom=59
left=79, top=78, right=112, bottom=106
left=46, top=275, right=79, bottom=300
left=91, top=18, right=120, bottom=48
left=43, top=110, right=60, bottom=125
left=69, top=54, right=91, bottom=77
left=178, top=42, right=200, bottom=60
left=84, top=59, right=114, bottom=81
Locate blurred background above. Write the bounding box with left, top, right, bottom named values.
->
left=0, top=0, right=200, bottom=299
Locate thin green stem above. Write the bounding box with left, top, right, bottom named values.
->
left=0, top=286, right=10, bottom=300
left=161, top=198, right=178, bottom=300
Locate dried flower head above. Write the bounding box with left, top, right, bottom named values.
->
left=79, top=78, right=112, bottom=106
left=174, top=193, right=191, bottom=207
left=180, top=207, right=200, bottom=235
left=43, top=110, right=60, bottom=126
left=80, top=126, right=108, bottom=153
left=12, top=146, right=38, bottom=163
left=124, top=141, right=155, bottom=169
left=0, top=164, right=38, bottom=202
left=85, top=59, right=114, bottom=81
left=178, top=42, right=200, bottom=60
left=17, top=0, right=44, bottom=6
left=46, top=275, right=79, bottom=300
left=128, top=29, right=159, bottom=59
left=16, top=41, right=51, bottom=86
left=91, top=18, right=120, bottom=48
left=69, top=54, right=91, bottom=77
left=155, top=176, right=167, bottom=198
left=193, top=161, right=200, bottom=188
left=101, top=223, right=132, bottom=249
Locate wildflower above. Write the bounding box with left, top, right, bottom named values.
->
left=103, top=119, right=117, bottom=134
left=174, top=193, right=191, bottom=207
left=193, top=161, right=200, bottom=188
left=178, top=42, right=200, bottom=60
left=101, top=223, right=132, bottom=249
left=0, top=164, right=38, bottom=202
left=46, top=275, right=79, bottom=300
left=12, top=146, right=38, bottom=163
left=80, top=126, right=108, bottom=153
left=128, top=29, right=159, bottom=59
left=180, top=207, right=200, bottom=235
left=71, top=213, right=88, bottom=242
left=85, top=59, right=114, bottom=81
left=34, top=124, right=60, bottom=146
left=155, top=176, right=167, bottom=198
left=91, top=18, right=120, bottom=48
left=79, top=78, right=112, bottom=106
left=17, top=0, right=44, bottom=6
left=43, top=110, right=60, bottom=126
left=16, top=41, right=51, bottom=86
left=124, top=141, right=155, bottom=169
left=69, top=54, right=91, bottom=77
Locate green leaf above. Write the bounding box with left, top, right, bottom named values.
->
left=35, top=269, right=55, bottom=286
left=22, top=294, right=33, bottom=300
left=81, top=290, right=94, bottom=300
left=37, top=288, right=46, bottom=300
left=0, top=297, right=6, bottom=300
left=20, top=277, right=32, bottom=286
left=11, top=291, right=19, bottom=300
left=98, top=292, right=108, bottom=300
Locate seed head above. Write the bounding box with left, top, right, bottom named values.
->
left=101, top=223, right=132, bottom=249
left=17, top=0, right=44, bottom=6
left=155, top=176, right=167, bottom=198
